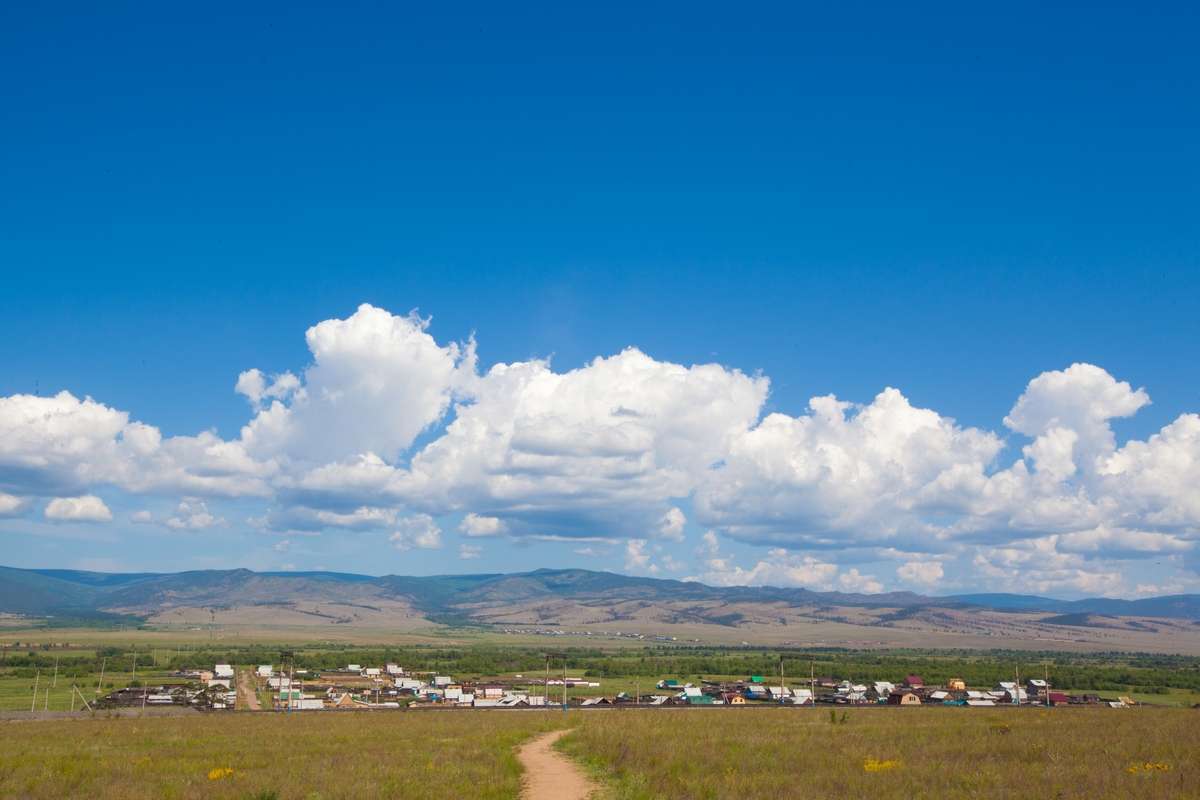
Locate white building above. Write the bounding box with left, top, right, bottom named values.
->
left=214, top=664, right=234, bottom=679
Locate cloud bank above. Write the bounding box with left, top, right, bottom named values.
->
left=2, top=303, right=1197, bottom=596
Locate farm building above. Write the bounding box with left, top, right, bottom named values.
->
left=947, top=678, right=966, bottom=691
left=887, top=691, right=922, bottom=706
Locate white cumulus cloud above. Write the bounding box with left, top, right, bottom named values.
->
left=44, top=495, right=112, bottom=523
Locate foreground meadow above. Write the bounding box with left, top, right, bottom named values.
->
left=560, top=707, right=1200, bottom=799
left=0, top=707, right=1196, bottom=799
left=0, top=711, right=558, bottom=799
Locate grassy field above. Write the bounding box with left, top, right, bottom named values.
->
left=559, top=707, right=1200, bottom=800
left=0, top=708, right=1196, bottom=799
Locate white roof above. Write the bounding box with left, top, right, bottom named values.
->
left=967, top=699, right=996, bottom=706
left=684, top=687, right=702, bottom=697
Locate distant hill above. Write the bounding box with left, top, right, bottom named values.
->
left=2, top=565, right=1198, bottom=625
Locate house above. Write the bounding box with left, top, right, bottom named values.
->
left=433, top=676, right=453, bottom=687
left=870, top=682, right=896, bottom=701
left=946, top=678, right=967, bottom=692
left=1118, top=696, right=1137, bottom=706
left=887, top=691, right=922, bottom=706
left=206, top=678, right=232, bottom=690
left=687, top=694, right=716, bottom=705
left=966, top=699, right=996, bottom=707
left=363, top=668, right=382, bottom=678
left=1047, top=692, right=1070, bottom=706
left=790, top=689, right=814, bottom=705
left=724, top=693, right=746, bottom=705
left=1027, top=678, right=1048, bottom=693
left=744, top=684, right=768, bottom=700
left=346, top=664, right=361, bottom=672
left=928, top=690, right=950, bottom=702
left=656, top=679, right=682, bottom=690
left=766, top=686, right=791, bottom=701
left=256, top=665, right=273, bottom=678
left=903, top=675, right=924, bottom=688
left=385, top=664, right=403, bottom=676
left=479, top=685, right=505, bottom=699
left=214, top=665, right=234, bottom=679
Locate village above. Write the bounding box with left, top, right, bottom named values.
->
left=95, top=662, right=1144, bottom=712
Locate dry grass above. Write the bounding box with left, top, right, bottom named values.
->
left=558, top=707, right=1200, bottom=799
left=0, top=711, right=559, bottom=799
left=0, top=707, right=1197, bottom=799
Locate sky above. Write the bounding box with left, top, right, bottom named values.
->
left=1, top=2, right=1198, bottom=598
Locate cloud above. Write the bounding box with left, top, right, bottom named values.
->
left=130, top=510, right=154, bottom=523
left=389, top=514, right=443, bottom=551
left=0, top=492, right=29, bottom=517
left=837, top=568, right=884, bottom=594
left=240, top=304, right=477, bottom=464
left=695, top=388, right=1003, bottom=548
left=459, top=513, right=507, bottom=537
left=44, top=495, right=112, bottom=523
left=657, top=507, right=686, bottom=542
left=398, top=347, right=766, bottom=540
left=164, top=499, right=225, bottom=530
left=234, top=369, right=300, bottom=407
left=3, top=302, right=1198, bottom=597
left=694, top=550, right=839, bottom=589
left=897, top=560, right=944, bottom=587
left=624, top=539, right=659, bottom=574
left=458, top=543, right=482, bottom=560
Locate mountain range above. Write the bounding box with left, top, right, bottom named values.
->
left=3, top=565, right=1198, bottom=629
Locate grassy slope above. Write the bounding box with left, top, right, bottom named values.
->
left=559, top=707, right=1200, bottom=800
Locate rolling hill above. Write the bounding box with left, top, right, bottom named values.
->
left=2, top=564, right=1198, bottom=626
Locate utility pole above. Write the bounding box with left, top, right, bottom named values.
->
left=544, top=654, right=549, bottom=706
left=96, top=657, right=107, bottom=696
left=31, top=670, right=39, bottom=712
left=562, top=660, right=567, bottom=709
left=1044, top=664, right=1050, bottom=708
left=52, top=655, right=59, bottom=688
left=810, top=661, right=815, bottom=707
left=1014, top=665, right=1021, bottom=707
left=779, top=655, right=785, bottom=704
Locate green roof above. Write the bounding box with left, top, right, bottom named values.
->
left=688, top=695, right=716, bottom=704
left=750, top=675, right=764, bottom=683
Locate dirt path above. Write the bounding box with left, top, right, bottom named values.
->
left=235, top=669, right=261, bottom=711
left=517, top=730, right=598, bottom=800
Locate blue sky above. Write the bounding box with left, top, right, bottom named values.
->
left=1, top=2, right=1198, bottom=597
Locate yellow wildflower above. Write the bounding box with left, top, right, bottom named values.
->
left=1126, top=762, right=1170, bottom=775
left=863, top=758, right=901, bottom=772
left=207, top=767, right=235, bottom=781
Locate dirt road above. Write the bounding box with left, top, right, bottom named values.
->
left=516, top=730, right=597, bottom=800
left=235, top=669, right=261, bottom=711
